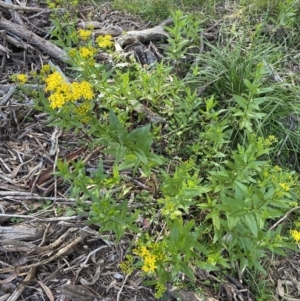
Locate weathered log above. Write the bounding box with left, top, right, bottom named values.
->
left=0, top=17, right=68, bottom=62
left=0, top=1, right=44, bottom=12
left=116, top=25, right=169, bottom=46
left=0, top=224, right=43, bottom=241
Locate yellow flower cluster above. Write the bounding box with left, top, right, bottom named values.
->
left=207, top=254, right=217, bottom=265
left=68, top=48, right=77, bottom=58
left=74, top=102, right=91, bottom=123
left=133, top=241, right=167, bottom=274
left=134, top=245, right=157, bottom=273
left=96, top=35, right=113, bottom=49
left=43, top=71, right=94, bottom=109
left=47, top=0, right=77, bottom=7
left=69, top=81, right=94, bottom=101
left=44, top=71, right=64, bottom=92
left=290, top=229, right=300, bottom=242
left=279, top=182, right=290, bottom=192
left=79, top=46, right=97, bottom=59
left=154, top=283, right=166, bottom=299
left=264, top=135, right=278, bottom=147
left=273, top=165, right=282, bottom=172
left=46, top=0, right=62, bottom=8
left=119, top=255, right=134, bottom=275
left=161, top=200, right=175, bottom=216
left=260, top=163, right=295, bottom=197
left=40, top=64, right=51, bottom=75
left=15, top=74, right=28, bottom=84
left=77, top=29, right=92, bottom=41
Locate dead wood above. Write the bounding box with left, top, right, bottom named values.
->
left=6, top=34, right=29, bottom=49
left=116, top=25, right=169, bottom=46
left=60, top=284, right=96, bottom=301
left=93, top=25, right=124, bottom=37
left=0, top=2, right=44, bottom=12
left=0, top=17, right=67, bottom=62
left=8, top=267, right=37, bottom=301
left=5, top=0, right=24, bottom=26
left=0, top=224, right=43, bottom=240
left=0, top=233, right=84, bottom=273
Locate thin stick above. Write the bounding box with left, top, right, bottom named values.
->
left=0, top=214, right=83, bottom=222
left=116, top=273, right=130, bottom=301
left=269, top=206, right=300, bottom=231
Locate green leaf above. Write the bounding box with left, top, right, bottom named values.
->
left=213, top=213, right=220, bottom=230
left=234, top=180, right=249, bottom=198
left=222, top=197, right=244, bottom=210
left=109, top=110, right=126, bottom=134
left=196, top=261, right=220, bottom=271
left=243, top=78, right=253, bottom=90
left=233, top=94, right=247, bottom=109
left=206, top=95, right=216, bottom=111
left=255, top=212, right=265, bottom=229
left=178, top=262, right=195, bottom=281
left=229, top=209, right=248, bottom=218
left=227, top=215, right=240, bottom=229
left=133, top=149, right=148, bottom=164
left=243, top=214, right=258, bottom=237
left=252, top=259, right=266, bottom=275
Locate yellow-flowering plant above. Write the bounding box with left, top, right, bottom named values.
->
left=17, top=6, right=300, bottom=300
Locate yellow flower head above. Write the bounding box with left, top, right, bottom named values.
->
left=79, top=46, right=96, bottom=59
left=273, top=165, right=282, bottom=172
left=41, top=64, right=51, bottom=75
left=48, top=92, right=66, bottom=109
left=133, top=241, right=168, bottom=274
left=280, top=182, right=290, bottom=192
left=68, top=48, right=77, bottom=58
left=96, top=35, right=113, bottom=49
left=44, top=71, right=64, bottom=92
left=47, top=3, right=56, bottom=8
left=70, top=81, right=94, bottom=101
left=268, top=135, right=278, bottom=143
left=142, top=253, right=157, bottom=273
left=75, top=102, right=91, bottom=115
left=15, top=74, right=28, bottom=84
left=47, top=0, right=61, bottom=8
left=119, top=255, right=134, bottom=275
left=290, top=229, right=300, bottom=242
left=155, top=283, right=166, bottom=299
left=77, top=29, right=92, bottom=41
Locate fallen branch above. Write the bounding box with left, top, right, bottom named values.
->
left=116, top=25, right=169, bottom=46
left=0, top=17, right=67, bottom=61
left=0, top=236, right=83, bottom=273
left=0, top=2, right=44, bottom=12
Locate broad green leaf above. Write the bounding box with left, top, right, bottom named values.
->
left=109, top=110, right=126, bottom=133
left=133, top=149, right=148, bottom=165
left=233, top=94, right=247, bottom=109
left=243, top=214, right=258, bottom=237
left=196, top=261, right=220, bottom=271
left=227, top=215, right=241, bottom=229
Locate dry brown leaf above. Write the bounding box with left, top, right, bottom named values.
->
left=0, top=274, right=17, bottom=285
left=37, top=280, right=55, bottom=301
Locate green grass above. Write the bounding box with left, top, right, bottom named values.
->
left=106, top=0, right=219, bottom=22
